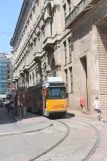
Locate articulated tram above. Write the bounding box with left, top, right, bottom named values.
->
left=26, top=77, right=67, bottom=117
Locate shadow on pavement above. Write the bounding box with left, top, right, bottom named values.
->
left=0, top=109, right=15, bottom=125
left=21, top=112, right=44, bottom=120
left=49, top=113, right=75, bottom=120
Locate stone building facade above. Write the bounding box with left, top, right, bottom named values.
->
left=11, top=0, right=107, bottom=111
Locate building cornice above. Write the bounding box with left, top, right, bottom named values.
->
left=10, top=0, right=29, bottom=46
left=13, top=0, right=59, bottom=67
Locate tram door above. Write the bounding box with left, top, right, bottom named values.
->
left=42, top=88, right=47, bottom=116
left=37, top=88, right=43, bottom=113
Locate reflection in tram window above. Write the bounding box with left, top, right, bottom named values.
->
left=47, top=87, right=65, bottom=99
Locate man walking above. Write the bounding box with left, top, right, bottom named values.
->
left=94, top=97, right=102, bottom=121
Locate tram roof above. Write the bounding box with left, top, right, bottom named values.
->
left=28, top=80, right=65, bottom=90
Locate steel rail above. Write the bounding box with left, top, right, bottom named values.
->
left=5, top=109, right=100, bottom=161
left=30, top=117, right=100, bottom=161
left=76, top=119, right=100, bottom=161
left=30, top=121, right=70, bottom=161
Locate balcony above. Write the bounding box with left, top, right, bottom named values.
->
left=13, top=79, right=16, bottom=83
left=44, top=0, right=53, bottom=7
left=43, top=37, right=54, bottom=51
left=40, top=20, right=45, bottom=30
left=8, top=79, right=11, bottom=83
left=65, top=0, right=97, bottom=29
left=36, top=27, right=40, bottom=36
left=15, top=76, right=19, bottom=81
left=23, top=65, right=29, bottom=73
left=33, top=52, right=42, bottom=63
left=20, top=69, right=24, bottom=76
left=32, top=32, right=37, bottom=42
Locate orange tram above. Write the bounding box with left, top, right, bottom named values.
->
left=26, top=77, right=67, bottom=117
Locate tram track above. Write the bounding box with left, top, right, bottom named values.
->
left=30, top=121, right=70, bottom=161
left=58, top=118, right=101, bottom=161
left=3, top=109, right=101, bottom=161
left=0, top=110, right=101, bottom=161
left=33, top=117, right=101, bottom=161
left=74, top=118, right=100, bottom=161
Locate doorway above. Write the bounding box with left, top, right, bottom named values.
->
left=80, top=56, right=89, bottom=111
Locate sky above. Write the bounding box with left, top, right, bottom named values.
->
left=0, top=0, right=23, bottom=53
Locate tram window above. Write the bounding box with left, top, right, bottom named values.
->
left=47, top=87, right=66, bottom=99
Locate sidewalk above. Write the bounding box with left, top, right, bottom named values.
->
left=67, top=109, right=107, bottom=122
left=2, top=109, right=53, bottom=137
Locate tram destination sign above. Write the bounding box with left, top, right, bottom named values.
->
left=47, top=77, right=63, bottom=82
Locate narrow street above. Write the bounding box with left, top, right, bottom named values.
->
left=0, top=0, right=107, bottom=160
left=0, top=109, right=107, bottom=161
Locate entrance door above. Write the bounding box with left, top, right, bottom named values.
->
left=80, top=56, right=88, bottom=111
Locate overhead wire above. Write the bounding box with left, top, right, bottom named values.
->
left=0, top=31, right=13, bottom=35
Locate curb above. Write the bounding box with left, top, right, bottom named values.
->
left=2, top=109, right=53, bottom=137
left=0, top=123, right=53, bottom=137
left=67, top=111, right=99, bottom=120
left=67, top=111, right=107, bottom=123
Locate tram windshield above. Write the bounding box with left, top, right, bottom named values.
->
left=47, top=87, right=66, bottom=99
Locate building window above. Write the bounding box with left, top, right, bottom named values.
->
left=67, top=0, right=71, bottom=13
left=32, top=72, right=34, bottom=85
left=65, top=69, right=68, bottom=90
left=69, top=67, right=73, bottom=93
left=63, top=4, right=66, bottom=26
left=68, top=37, right=73, bottom=63
left=64, top=41, right=67, bottom=65
left=42, top=28, right=45, bottom=38
left=50, top=21, right=52, bottom=37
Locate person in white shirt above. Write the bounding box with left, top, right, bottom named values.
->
left=94, top=97, right=102, bottom=120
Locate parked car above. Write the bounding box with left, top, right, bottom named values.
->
left=0, top=94, right=6, bottom=108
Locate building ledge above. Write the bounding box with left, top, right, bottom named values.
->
left=20, top=69, right=24, bottom=76
left=33, top=52, right=42, bottom=63
left=23, top=65, right=29, bottom=73
left=12, top=79, right=16, bottom=83
left=40, top=20, right=45, bottom=29
left=43, top=37, right=54, bottom=51
left=15, top=76, right=19, bottom=81
left=65, top=0, right=96, bottom=29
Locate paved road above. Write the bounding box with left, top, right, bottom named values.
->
left=0, top=109, right=107, bottom=161
left=36, top=116, right=106, bottom=161
left=36, top=118, right=99, bottom=161
left=0, top=109, right=20, bottom=134
left=0, top=108, right=15, bottom=124
left=0, top=109, right=67, bottom=161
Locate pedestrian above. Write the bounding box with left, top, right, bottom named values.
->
left=80, top=96, right=85, bottom=113
left=5, top=95, right=11, bottom=113
left=94, top=97, right=102, bottom=121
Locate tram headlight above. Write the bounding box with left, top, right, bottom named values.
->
left=64, top=105, right=67, bottom=108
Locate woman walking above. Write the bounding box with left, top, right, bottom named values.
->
left=80, top=96, right=85, bottom=113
